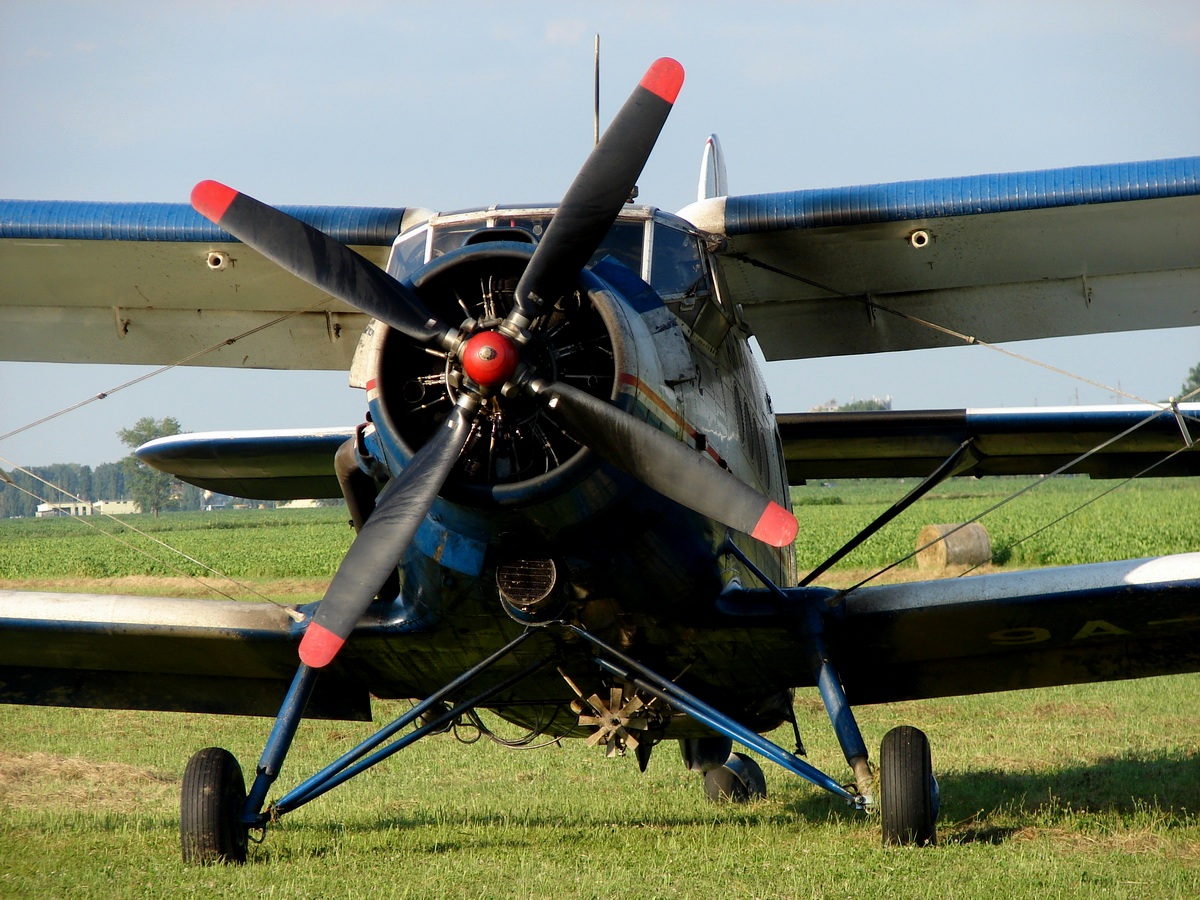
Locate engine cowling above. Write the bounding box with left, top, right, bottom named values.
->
left=354, top=242, right=634, bottom=507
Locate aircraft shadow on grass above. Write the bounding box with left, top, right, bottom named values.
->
left=784, top=749, right=1200, bottom=844
left=201, top=749, right=1197, bottom=856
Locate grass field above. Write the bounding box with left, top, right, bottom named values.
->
left=1, top=477, right=1198, bottom=896
left=2, top=680, right=1197, bottom=898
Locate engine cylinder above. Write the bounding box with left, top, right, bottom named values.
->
left=367, top=242, right=628, bottom=508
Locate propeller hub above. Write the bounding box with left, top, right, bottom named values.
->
left=462, top=330, right=519, bottom=390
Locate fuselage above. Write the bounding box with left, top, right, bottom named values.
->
left=330, top=205, right=798, bottom=739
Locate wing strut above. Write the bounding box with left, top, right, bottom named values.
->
left=799, top=439, right=977, bottom=587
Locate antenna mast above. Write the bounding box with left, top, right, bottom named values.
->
left=593, top=35, right=600, bottom=147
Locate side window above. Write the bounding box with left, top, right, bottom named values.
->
left=590, top=220, right=646, bottom=277
left=390, top=226, right=429, bottom=280
left=650, top=224, right=710, bottom=299
left=652, top=221, right=729, bottom=350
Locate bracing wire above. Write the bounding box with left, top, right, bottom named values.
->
left=0, top=297, right=337, bottom=446
left=733, top=248, right=1200, bottom=597
left=0, top=298, right=342, bottom=614
left=0, top=458, right=306, bottom=619
left=831, top=390, right=1200, bottom=598
left=956, top=442, right=1196, bottom=579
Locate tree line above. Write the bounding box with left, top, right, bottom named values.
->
left=1, top=417, right=205, bottom=518
left=0, top=461, right=132, bottom=518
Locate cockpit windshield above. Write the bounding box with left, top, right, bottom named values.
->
left=390, top=213, right=647, bottom=282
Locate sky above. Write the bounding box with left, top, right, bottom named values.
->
left=1, top=0, right=1198, bottom=467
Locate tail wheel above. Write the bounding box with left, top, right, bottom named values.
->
left=181, top=747, right=249, bottom=864
left=703, top=751, right=767, bottom=803
left=879, top=725, right=937, bottom=846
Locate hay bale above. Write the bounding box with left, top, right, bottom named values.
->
left=916, top=523, right=991, bottom=571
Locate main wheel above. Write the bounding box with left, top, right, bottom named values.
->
left=879, top=725, right=937, bottom=846
left=181, top=747, right=249, bottom=864
left=703, top=752, right=767, bottom=803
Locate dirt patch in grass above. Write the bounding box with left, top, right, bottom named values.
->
left=0, top=751, right=175, bottom=811
left=0, top=576, right=329, bottom=601
left=1009, top=823, right=1200, bottom=857
left=1027, top=702, right=1119, bottom=722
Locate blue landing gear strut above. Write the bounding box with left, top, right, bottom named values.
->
left=563, top=623, right=869, bottom=809
left=180, top=630, right=551, bottom=864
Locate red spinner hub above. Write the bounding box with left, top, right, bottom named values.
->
left=461, top=330, right=519, bottom=390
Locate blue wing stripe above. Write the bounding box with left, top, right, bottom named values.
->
left=0, top=200, right=406, bottom=245
left=724, top=156, right=1200, bottom=234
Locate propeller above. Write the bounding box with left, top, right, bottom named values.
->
left=532, top=380, right=797, bottom=547
left=510, top=57, right=684, bottom=322
left=191, top=180, right=451, bottom=347
left=298, top=400, right=476, bottom=668
left=191, top=57, right=797, bottom=670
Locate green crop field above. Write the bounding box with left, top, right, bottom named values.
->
left=0, top=507, right=354, bottom=584
left=791, top=475, right=1200, bottom=576
left=1, top=475, right=1196, bottom=590
left=0, top=476, right=1198, bottom=897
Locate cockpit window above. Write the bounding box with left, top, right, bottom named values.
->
left=430, top=222, right=485, bottom=259
left=590, top=220, right=645, bottom=276
left=393, top=214, right=649, bottom=284
left=391, top=226, right=429, bottom=281
left=650, top=223, right=710, bottom=299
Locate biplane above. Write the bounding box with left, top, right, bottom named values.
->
left=1, top=58, right=1198, bottom=860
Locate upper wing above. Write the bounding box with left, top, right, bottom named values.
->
left=0, top=200, right=419, bottom=369
left=680, top=157, right=1200, bottom=360
left=778, top=403, right=1200, bottom=483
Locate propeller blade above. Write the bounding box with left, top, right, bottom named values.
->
left=191, top=180, right=449, bottom=346
left=537, top=381, right=797, bottom=548
left=298, top=403, right=475, bottom=668
left=513, top=58, right=684, bottom=317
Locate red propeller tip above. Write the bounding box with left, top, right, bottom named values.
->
left=298, top=621, right=346, bottom=668
left=750, top=502, right=799, bottom=548
left=191, top=179, right=238, bottom=223
left=640, top=58, right=684, bottom=104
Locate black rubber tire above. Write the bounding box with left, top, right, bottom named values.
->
left=181, top=747, right=249, bottom=864
left=703, top=752, right=767, bottom=803
left=879, top=725, right=937, bottom=846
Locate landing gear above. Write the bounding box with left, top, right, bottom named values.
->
left=879, top=725, right=938, bottom=846
left=703, top=751, right=767, bottom=803
left=181, top=747, right=249, bottom=864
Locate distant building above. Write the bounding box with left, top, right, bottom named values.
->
left=35, top=501, right=93, bottom=517
left=36, top=499, right=140, bottom=517
left=277, top=499, right=321, bottom=510
left=94, top=500, right=140, bottom=515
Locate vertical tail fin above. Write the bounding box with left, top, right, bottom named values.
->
left=697, top=134, right=728, bottom=201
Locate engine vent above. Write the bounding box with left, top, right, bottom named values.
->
left=496, top=558, right=558, bottom=611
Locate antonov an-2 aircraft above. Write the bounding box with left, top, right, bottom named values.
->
left=1, top=58, right=1198, bottom=861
